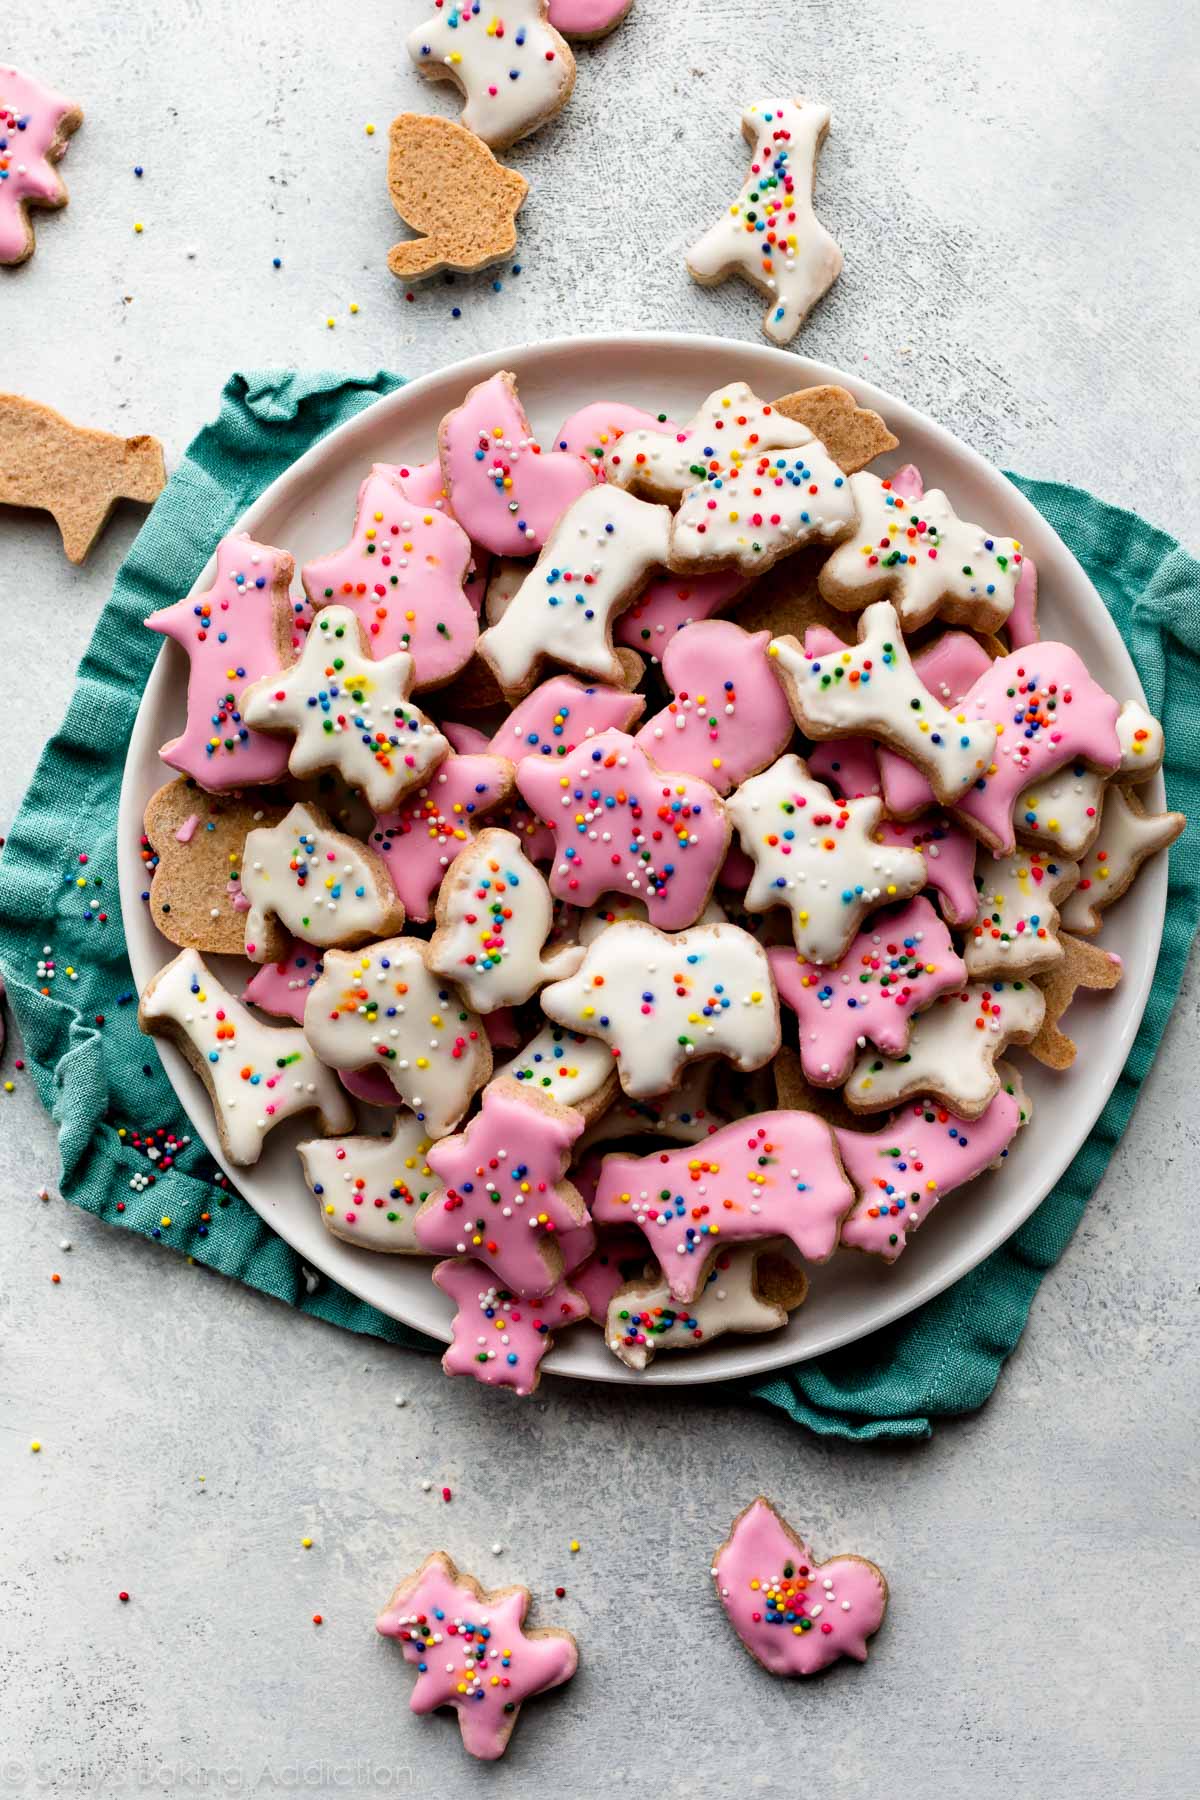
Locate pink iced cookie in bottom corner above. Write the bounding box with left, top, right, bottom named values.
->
left=714, top=1497, right=888, bottom=1678
left=876, top=811, right=978, bottom=927
left=551, top=399, right=674, bottom=469
left=616, top=567, right=747, bottom=655
left=433, top=1258, right=589, bottom=1396
left=438, top=370, right=596, bottom=557
left=242, top=941, right=324, bottom=1021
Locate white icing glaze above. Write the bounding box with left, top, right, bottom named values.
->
left=406, top=0, right=574, bottom=150
left=428, top=827, right=585, bottom=1010
left=845, top=981, right=1046, bottom=1118
left=297, top=1114, right=434, bottom=1253
left=240, top=607, right=448, bottom=812
left=668, top=419, right=855, bottom=575
left=963, top=847, right=1079, bottom=978
left=686, top=100, right=842, bottom=345
left=1060, top=784, right=1183, bottom=934
left=491, top=1021, right=616, bottom=1112
left=726, top=754, right=926, bottom=964
left=576, top=1057, right=729, bottom=1151
left=241, top=801, right=402, bottom=960
left=603, top=381, right=816, bottom=501
left=539, top=919, right=779, bottom=1099
left=606, top=1245, right=790, bottom=1369
left=139, top=949, right=353, bottom=1165
left=576, top=892, right=727, bottom=943
left=1017, top=701, right=1165, bottom=856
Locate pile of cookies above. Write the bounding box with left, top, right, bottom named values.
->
left=136, top=370, right=1184, bottom=1393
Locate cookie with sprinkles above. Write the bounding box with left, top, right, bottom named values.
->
left=874, top=626, right=997, bottom=819
left=551, top=398, right=673, bottom=471
left=427, top=826, right=586, bottom=1010
left=142, top=777, right=289, bottom=958
left=368, top=747, right=515, bottom=922
left=0, top=64, right=82, bottom=265
left=875, top=811, right=978, bottom=929
left=407, top=0, right=576, bottom=152
left=604, top=380, right=818, bottom=504
left=491, top=1020, right=619, bottom=1120
left=438, top=370, right=595, bottom=556
left=547, top=0, right=634, bottom=39
left=242, top=940, right=324, bottom=1022
left=433, top=1258, right=589, bottom=1395
left=713, top=1498, right=888, bottom=1677
left=1060, top=783, right=1184, bottom=935
left=686, top=99, right=843, bottom=346
left=962, top=845, right=1079, bottom=979
left=633, top=620, right=794, bottom=795
left=1015, top=699, right=1164, bottom=858
left=606, top=1245, right=807, bottom=1370
left=376, top=1551, right=578, bottom=1760
left=844, top=979, right=1045, bottom=1121
left=240, top=800, right=405, bottom=962
left=298, top=1113, right=434, bottom=1253
left=576, top=1056, right=729, bottom=1151
left=486, top=671, right=646, bottom=764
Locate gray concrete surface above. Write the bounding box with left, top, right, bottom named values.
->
left=2, top=2, right=1198, bottom=1795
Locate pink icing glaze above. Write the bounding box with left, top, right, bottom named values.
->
left=338, top=1064, right=404, bottom=1107
left=301, top=465, right=478, bottom=688
left=836, top=1086, right=1025, bottom=1261
left=557, top=1216, right=597, bottom=1273
left=616, top=567, right=746, bottom=652
left=484, top=1007, right=521, bottom=1051
left=718, top=842, right=756, bottom=890
left=515, top=727, right=729, bottom=929
left=876, top=630, right=994, bottom=816
left=591, top=1112, right=853, bottom=1302
left=382, top=458, right=447, bottom=508
left=369, top=750, right=512, bottom=920
left=551, top=400, right=673, bottom=468
left=1006, top=557, right=1040, bottom=649
left=433, top=1258, right=588, bottom=1395
left=807, top=737, right=881, bottom=799
left=0, top=66, right=78, bottom=263
left=487, top=673, right=645, bottom=764
left=954, top=646, right=1122, bottom=853
left=376, top=1558, right=577, bottom=1760
left=146, top=534, right=295, bottom=790
left=442, top=719, right=491, bottom=755
left=889, top=463, right=923, bottom=499
left=415, top=1082, right=587, bottom=1296
left=768, top=897, right=966, bottom=1086
left=241, top=940, right=324, bottom=1021
left=547, top=0, right=632, bottom=37
left=225, top=878, right=250, bottom=914
left=567, top=1227, right=648, bottom=1322
left=174, top=813, right=200, bottom=844
left=876, top=812, right=978, bottom=926
left=714, top=1498, right=887, bottom=1677
left=633, top=620, right=793, bottom=795
left=463, top=551, right=490, bottom=614
left=439, top=372, right=595, bottom=557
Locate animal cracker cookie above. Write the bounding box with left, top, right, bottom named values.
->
left=771, top=385, right=898, bottom=474
left=486, top=671, right=646, bottom=763
left=438, top=370, right=595, bottom=556
left=491, top=1021, right=618, bottom=1118
left=687, top=100, right=843, bottom=345
left=668, top=425, right=855, bottom=578
left=0, top=65, right=82, bottom=265
left=477, top=485, right=672, bottom=697
left=576, top=1057, right=728, bottom=1151
left=552, top=399, right=672, bottom=471
left=1060, top=784, right=1184, bottom=935
left=242, top=941, right=324, bottom=1021
left=142, top=778, right=289, bottom=957
left=145, top=533, right=297, bottom=791
left=607, top=1246, right=807, bottom=1370
left=0, top=394, right=164, bottom=563
left=428, top=826, right=585, bottom=1009
left=414, top=1079, right=588, bottom=1296
left=592, top=1109, right=852, bottom=1302
left=138, top=949, right=354, bottom=1166
left=407, top=0, right=576, bottom=151
left=874, top=627, right=996, bottom=817
left=712, top=1498, right=888, bottom=1678
left=768, top=897, right=966, bottom=1086
left=386, top=112, right=528, bottom=279
left=303, top=937, right=492, bottom=1136
left=1028, top=933, right=1123, bottom=1070
left=845, top=979, right=1045, bottom=1120
left=632, top=620, right=794, bottom=795
left=515, top=727, right=731, bottom=929
left=616, top=567, right=748, bottom=654
left=727, top=754, right=927, bottom=964
left=604, top=380, right=818, bottom=504
left=1017, top=700, right=1164, bottom=856
left=297, top=1113, right=434, bottom=1252
left=540, top=919, right=780, bottom=1101
left=963, top=846, right=1079, bottom=978
left=368, top=747, right=515, bottom=922
left=301, top=464, right=478, bottom=688
left=376, top=1552, right=578, bottom=1760
left=876, top=812, right=978, bottom=927
left=433, top=1258, right=588, bottom=1395
left=548, top=0, right=633, bottom=38
left=240, top=607, right=449, bottom=811
left=240, top=801, right=405, bottom=962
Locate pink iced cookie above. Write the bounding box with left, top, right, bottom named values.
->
left=836, top=1074, right=1030, bottom=1261
left=487, top=673, right=646, bottom=763
left=339, top=1065, right=404, bottom=1107
left=442, top=719, right=491, bottom=755
left=768, top=897, right=966, bottom=1086
left=242, top=940, right=324, bottom=1021
left=566, top=1227, right=649, bottom=1322
left=877, top=812, right=978, bottom=926
left=301, top=465, right=478, bottom=689
left=414, top=1079, right=589, bottom=1296
left=955, top=646, right=1122, bottom=853
left=713, top=1498, right=888, bottom=1678
left=616, top=567, right=746, bottom=653
left=591, top=1111, right=853, bottom=1302
left=0, top=65, right=82, bottom=265
left=433, top=1258, right=588, bottom=1395
left=552, top=399, right=672, bottom=469
left=438, top=370, right=595, bottom=556
left=515, top=727, right=729, bottom=929
left=369, top=750, right=515, bottom=921
left=876, top=629, right=994, bottom=817
left=807, top=737, right=880, bottom=800
left=381, top=458, right=447, bottom=508
left=146, top=533, right=297, bottom=791
left=548, top=0, right=635, bottom=39
left=633, top=621, right=794, bottom=794
left=377, top=1552, right=578, bottom=1761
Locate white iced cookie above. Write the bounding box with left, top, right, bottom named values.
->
left=576, top=893, right=727, bottom=943
left=845, top=981, right=1046, bottom=1120
left=606, top=1245, right=804, bottom=1370
left=1017, top=701, right=1166, bottom=857
left=303, top=937, right=491, bottom=1137
left=770, top=601, right=998, bottom=803
left=963, top=847, right=1079, bottom=979
left=667, top=422, right=855, bottom=577
left=476, top=486, right=671, bottom=698
left=240, top=607, right=449, bottom=812
left=241, top=801, right=405, bottom=962
left=427, top=827, right=585, bottom=1011
left=603, top=382, right=817, bottom=503
left=818, top=471, right=1025, bottom=634
left=539, top=918, right=779, bottom=1100
left=297, top=1114, right=434, bottom=1253
left=138, top=949, right=354, bottom=1167
left=727, top=753, right=926, bottom=964
left=406, top=0, right=575, bottom=151
left=491, top=1022, right=617, bottom=1119
left=686, top=99, right=843, bottom=346
left=577, top=1057, right=729, bottom=1151
left=1060, top=785, right=1185, bottom=935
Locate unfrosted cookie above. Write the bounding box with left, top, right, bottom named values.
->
left=142, top=778, right=288, bottom=956
left=771, top=385, right=898, bottom=474
left=1027, top=933, right=1124, bottom=1070
left=297, top=1113, right=434, bottom=1252
left=386, top=112, right=528, bottom=280
left=407, top=0, right=576, bottom=151
left=0, top=393, right=163, bottom=563
left=0, top=65, right=82, bottom=265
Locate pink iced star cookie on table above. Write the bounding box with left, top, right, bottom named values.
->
left=432, top=1258, right=588, bottom=1395
left=0, top=65, right=83, bottom=266
left=438, top=370, right=594, bottom=556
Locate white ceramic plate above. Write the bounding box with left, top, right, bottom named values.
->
left=118, top=333, right=1165, bottom=1386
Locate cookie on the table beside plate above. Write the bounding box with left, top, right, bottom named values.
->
left=0, top=64, right=82, bottom=266
left=386, top=113, right=528, bottom=282
left=407, top=0, right=575, bottom=152
left=0, top=393, right=164, bottom=563
left=142, top=777, right=289, bottom=956
left=427, top=825, right=585, bottom=1010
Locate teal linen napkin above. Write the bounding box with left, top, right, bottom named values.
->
left=1, top=371, right=1196, bottom=1436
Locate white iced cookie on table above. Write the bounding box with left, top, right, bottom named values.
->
left=539, top=918, right=779, bottom=1100
left=606, top=1245, right=806, bottom=1371
left=491, top=1021, right=618, bottom=1119
left=303, top=937, right=491, bottom=1138
left=476, top=486, right=671, bottom=699
left=686, top=99, right=843, bottom=346
left=427, top=827, right=585, bottom=1011
left=406, top=0, right=575, bottom=151
left=667, top=422, right=854, bottom=577
left=240, top=801, right=405, bottom=963
left=727, top=753, right=926, bottom=965
left=963, top=846, right=1079, bottom=979
left=1017, top=701, right=1166, bottom=857
left=138, top=949, right=354, bottom=1167
left=769, top=601, right=998, bottom=804
left=602, top=382, right=818, bottom=503
left=1060, top=785, right=1185, bottom=935
left=818, top=471, right=1025, bottom=635
left=297, top=1114, right=434, bottom=1253
left=240, top=607, right=449, bottom=812
left=845, top=981, right=1046, bottom=1120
